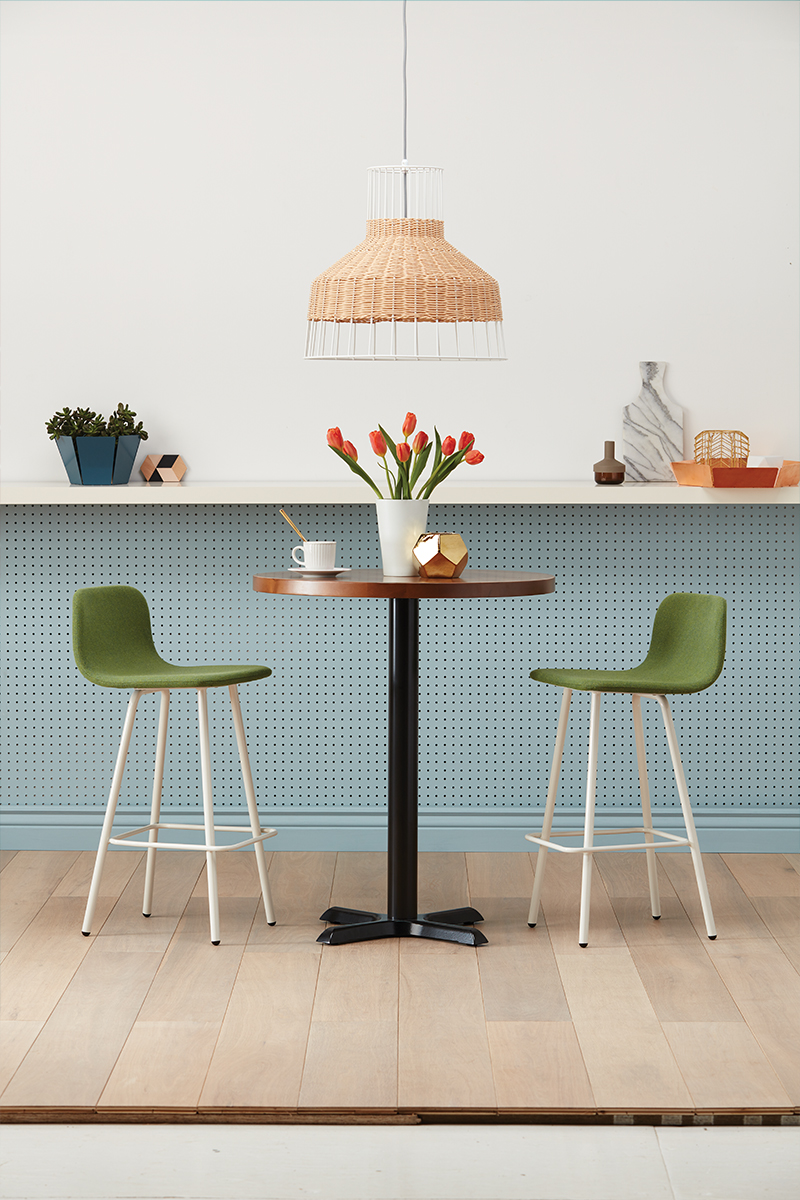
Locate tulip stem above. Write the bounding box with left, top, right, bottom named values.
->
left=382, top=456, right=397, bottom=498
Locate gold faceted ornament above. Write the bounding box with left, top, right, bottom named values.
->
left=413, top=532, right=468, bottom=579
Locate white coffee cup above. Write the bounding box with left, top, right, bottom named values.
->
left=292, top=541, right=336, bottom=570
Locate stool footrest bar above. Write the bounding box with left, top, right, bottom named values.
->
left=526, top=826, right=691, bottom=854
left=109, top=822, right=278, bottom=852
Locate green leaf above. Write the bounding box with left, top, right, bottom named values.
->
left=397, top=458, right=411, bottom=499
left=67, top=407, right=107, bottom=436
left=431, top=427, right=443, bottom=475
left=378, top=425, right=401, bottom=468
left=420, top=443, right=471, bottom=499
left=45, top=407, right=76, bottom=439
left=106, top=403, right=148, bottom=440
left=414, top=429, right=442, bottom=498
left=328, top=445, right=384, bottom=498
left=408, top=441, right=433, bottom=489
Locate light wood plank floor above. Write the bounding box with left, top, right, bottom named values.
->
left=1, top=849, right=798, bottom=1118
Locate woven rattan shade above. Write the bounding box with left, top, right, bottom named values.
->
left=308, top=218, right=503, bottom=325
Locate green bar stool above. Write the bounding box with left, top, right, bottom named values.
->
left=73, top=585, right=277, bottom=945
left=526, top=593, right=726, bottom=947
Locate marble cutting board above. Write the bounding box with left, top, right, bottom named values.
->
left=623, top=362, right=684, bottom=482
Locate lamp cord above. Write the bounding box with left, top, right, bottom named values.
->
left=402, top=0, right=408, bottom=217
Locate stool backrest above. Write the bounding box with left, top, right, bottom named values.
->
left=73, top=586, right=163, bottom=686
left=642, top=593, right=727, bottom=693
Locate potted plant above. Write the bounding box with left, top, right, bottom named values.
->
left=326, top=413, right=484, bottom=574
left=46, top=404, right=149, bottom=485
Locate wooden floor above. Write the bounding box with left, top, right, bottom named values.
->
left=1, top=849, right=798, bottom=1119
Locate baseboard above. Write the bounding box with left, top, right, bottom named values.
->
left=1, top=806, right=797, bottom=852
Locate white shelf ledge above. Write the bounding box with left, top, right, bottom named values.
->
left=0, top=479, right=797, bottom=505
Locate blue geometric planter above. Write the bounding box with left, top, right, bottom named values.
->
left=110, top=435, right=141, bottom=484
left=56, top=435, right=140, bottom=485
left=55, top=437, right=82, bottom=484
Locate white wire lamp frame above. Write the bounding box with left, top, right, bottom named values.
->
left=305, top=5, right=505, bottom=361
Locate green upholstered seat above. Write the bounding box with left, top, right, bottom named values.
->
left=530, top=592, right=726, bottom=695
left=73, top=585, right=271, bottom=690
left=526, top=592, right=726, bottom=947
left=75, top=584, right=277, bottom=945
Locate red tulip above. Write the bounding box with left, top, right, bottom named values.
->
left=402, top=412, right=417, bottom=437
left=326, top=427, right=344, bottom=450
left=369, top=429, right=387, bottom=457
left=441, top=435, right=456, bottom=456
left=465, top=448, right=484, bottom=465
left=412, top=431, right=428, bottom=454
left=342, top=440, right=358, bottom=462
left=396, top=441, right=412, bottom=463
left=458, top=431, right=475, bottom=451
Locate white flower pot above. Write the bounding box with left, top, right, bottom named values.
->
left=375, top=499, right=429, bottom=576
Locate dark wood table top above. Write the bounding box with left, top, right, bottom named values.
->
left=253, top=569, right=555, bottom=600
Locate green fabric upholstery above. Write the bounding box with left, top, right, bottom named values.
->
left=530, top=592, right=726, bottom=695
left=73, top=586, right=272, bottom=689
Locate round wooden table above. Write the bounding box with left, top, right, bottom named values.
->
left=253, top=569, right=555, bottom=946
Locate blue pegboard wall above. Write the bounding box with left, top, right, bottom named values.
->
left=1, top=503, right=797, bottom=850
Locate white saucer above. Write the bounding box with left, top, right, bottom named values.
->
left=288, top=567, right=352, bottom=578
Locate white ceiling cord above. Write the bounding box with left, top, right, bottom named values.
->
left=402, top=0, right=408, bottom=216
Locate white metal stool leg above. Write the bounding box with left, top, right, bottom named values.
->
left=197, top=687, right=221, bottom=945
left=528, top=688, right=571, bottom=927
left=228, top=684, right=276, bottom=926
left=578, top=691, right=602, bottom=947
left=657, top=695, right=717, bottom=939
left=142, top=689, right=170, bottom=918
left=82, top=690, right=143, bottom=935
left=632, top=694, right=661, bottom=920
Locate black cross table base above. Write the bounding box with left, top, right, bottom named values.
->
left=316, top=597, right=486, bottom=947
left=318, top=905, right=487, bottom=946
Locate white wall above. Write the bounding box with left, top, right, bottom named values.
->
left=1, top=0, right=798, bottom=483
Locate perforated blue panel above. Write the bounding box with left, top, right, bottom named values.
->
left=1, top=504, right=797, bottom=834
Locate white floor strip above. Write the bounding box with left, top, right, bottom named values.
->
left=0, top=1124, right=797, bottom=1200
left=655, top=1126, right=800, bottom=1200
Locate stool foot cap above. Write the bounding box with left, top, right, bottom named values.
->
left=708, top=934, right=717, bottom=940
left=527, top=923, right=536, bottom=928
left=579, top=942, right=588, bottom=948
left=653, top=915, right=661, bottom=921
left=142, top=912, right=151, bottom=918
left=81, top=930, right=90, bottom=937
left=211, top=940, right=220, bottom=946
left=268, top=921, right=276, bottom=926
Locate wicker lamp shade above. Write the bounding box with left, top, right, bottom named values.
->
left=305, top=166, right=505, bottom=361
left=308, top=218, right=503, bottom=325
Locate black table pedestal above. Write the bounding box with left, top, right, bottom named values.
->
left=317, top=598, right=486, bottom=947
left=317, top=909, right=486, bottom=946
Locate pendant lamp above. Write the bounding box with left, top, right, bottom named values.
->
left=305, top=3, right=505, bottom=361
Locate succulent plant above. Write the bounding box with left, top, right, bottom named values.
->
left=105, top=403, right=148, bottom=440
left=45, top=404, right=148, bottom=441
